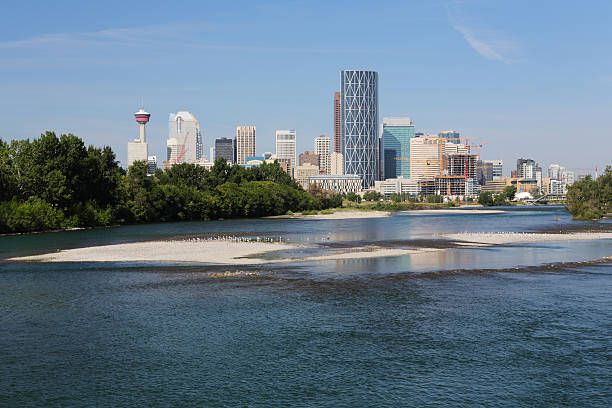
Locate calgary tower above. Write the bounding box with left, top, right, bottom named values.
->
left=127, top=107, right=151, bottom=168
left=134, top=108, right=151, bottom=143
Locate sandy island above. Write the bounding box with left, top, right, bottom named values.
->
left=446, top=232, right=612, bottom=244
left=9, top=239, right=434, bottom=264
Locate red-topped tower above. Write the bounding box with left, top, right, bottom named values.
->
left=134, top=108, right=151, bottom=143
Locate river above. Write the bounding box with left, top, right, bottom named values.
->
left=1, top=206, right=611, bottom=407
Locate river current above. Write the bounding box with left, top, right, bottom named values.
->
left=1, top=207, right=611, bottom=407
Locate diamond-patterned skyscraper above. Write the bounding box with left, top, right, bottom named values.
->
left=340, top=70, right=379, bottom=188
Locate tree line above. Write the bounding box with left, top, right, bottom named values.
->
left=0, top=132, right=342, bottom=233
left=566, top=166, right=611, bottom=220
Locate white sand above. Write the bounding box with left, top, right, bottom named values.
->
left=405, top=209, right=505, bottom=214
left=445, top=232, right=612, bottom=244
left=9, top=239, right=435, bottom=264
left=10, top=240, right=295, bottom=265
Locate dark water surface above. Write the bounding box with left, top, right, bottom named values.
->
left=1, top=207, right=611, bottom=407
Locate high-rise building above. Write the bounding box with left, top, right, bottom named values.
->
left=476, top=160, right=503, bottom=185
left=166, top=138, right=179, bottom=166
left=147, top=156, right=157, bottom=174
left=382, top=117, right=415, bottom=180
left=275, top=129, right=296, bottom=176
left=168, top=111, right=201, bottom=164
left=340, top=70, right=379, bottom=188
left=127, top=108, right=150, bottom=168
left=516, top=158, right=536, bottom=179
left=330, top=152, right=344, bottom=175
left=215, top=138, right=234, bottom=164
left=409, top=137, right=440, bottom=180
left=314, top=135, right=331, bottom=174
left=235, top=126, right=256, bottom=165
left=439, top=130, right=460, bottom=144
left=299, top=151, right=319, bottom=167
left=334, top=92, right=341, bottom=153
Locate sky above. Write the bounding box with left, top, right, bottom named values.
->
left=1, top=0, right=611, bottom=176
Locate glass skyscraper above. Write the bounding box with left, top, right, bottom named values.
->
left=382, top=117, right=415, bottom=179
left=340, top=70, right=379, bottom=188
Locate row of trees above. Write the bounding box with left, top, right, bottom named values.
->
left=566, top=166, right=612, bottom=220
left=0, top=132, right=342, bottom=233
left=477, top=185, right=517, bottom=206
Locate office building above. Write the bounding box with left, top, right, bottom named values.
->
left=127, top=108, right=150, bottom=168
left=308, top=174, right=362, bottom=194
left=215, top=138, right=234, bottom=164
left=382, top=117, right=415, bottom=179
left=340, top=70, right=379, bottom=188
left=294, top=163, right=319, bottom=188
left=516, top=158, right=536, bottom=179
left=314, top=135, right=331, bottom=174
left=275, top=129, right=296, bottom=175
left=374, top=177, right=419, bottom=197
left=167, top=111, right=201, bottom=164
left=299, top=151, right=319, bottom=167
left=409, top=137, right=440, bottom=180
left=334, top=92, right=341, bottom=153
left=330, top=152, right=344, bottom=175
left=147, top=156, right=157, bottom=174
left=476, top=160, right=503, bottom=185
left=235, top=126, right=256, bottom=164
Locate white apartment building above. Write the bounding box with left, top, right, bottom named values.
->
left=236, top=126, right=256, bottom=164
left=314, top=135, right=331, bottom=174
left=275, top=130, right=296, bottom=176
left=330, top=152, right=344, bottom=175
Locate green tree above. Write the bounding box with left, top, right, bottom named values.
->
left=566, top=166, right=612, bottom=220
left=363, top=191, right=382, bottom=201
left=501, top=185, right=517, bottom=201
left=346, top=192, right=362, bottom=203
left=478, top=191, right=495, bottom=206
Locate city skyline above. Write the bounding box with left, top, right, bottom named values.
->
left=1, top=1, right=610, bottom=174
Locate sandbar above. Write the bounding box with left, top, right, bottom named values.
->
left=9, top=240, right=294, bottom=265
left=445, top=232, right=612, bottom=244
left=8, top=239, right=431, bottom=264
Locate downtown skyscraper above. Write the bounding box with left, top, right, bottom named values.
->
left=167, top=111, right=201, bottom=164
left=340, top=70, right=379, bottom=188
left=382, top=117, right=415, bottom=179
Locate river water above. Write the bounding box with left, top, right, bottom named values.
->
left=1, top=207, right=611, bottom=407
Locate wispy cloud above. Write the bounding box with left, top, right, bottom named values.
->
left=0, top=23, right=214, bottom=49
left=447, top=10, right=518, bottom=63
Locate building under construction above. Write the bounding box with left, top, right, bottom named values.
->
left=418, top=153, right=479, bottom=196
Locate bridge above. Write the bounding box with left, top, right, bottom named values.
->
left=523, top=193, right=566, bottom=205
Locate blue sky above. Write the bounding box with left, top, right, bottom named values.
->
left=1, top=0, right=610, bottom=175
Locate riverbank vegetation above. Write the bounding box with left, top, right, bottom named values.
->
left=477, top=186, right=517, bottom=206
left=0, top=132, right=341, bottom=233
left=566, top=166, right=611, bottom=220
